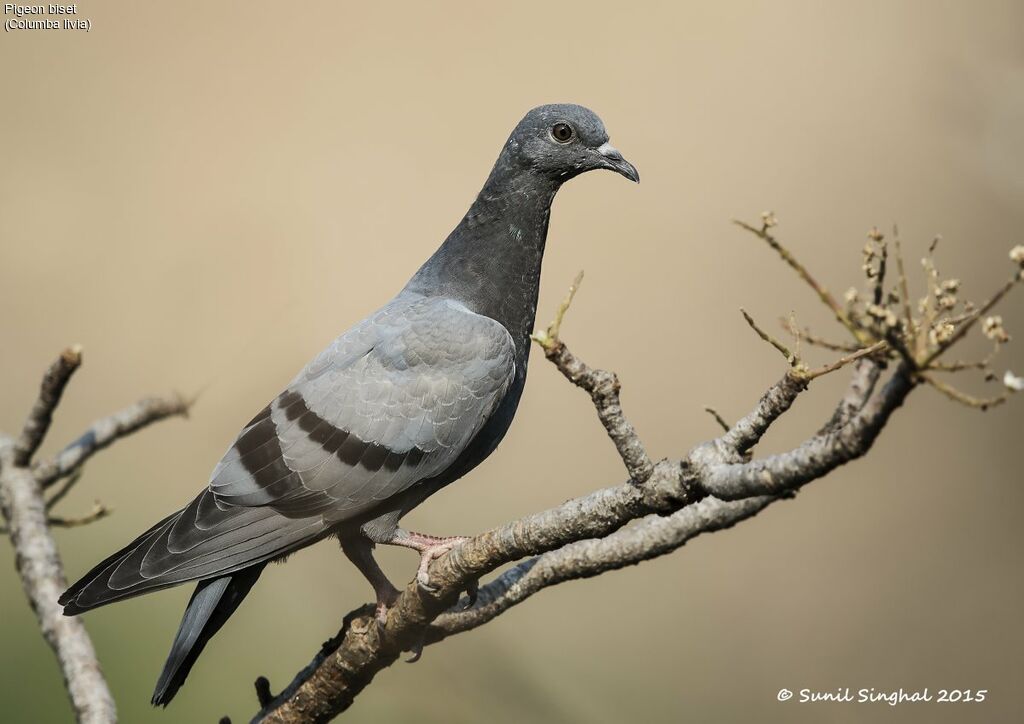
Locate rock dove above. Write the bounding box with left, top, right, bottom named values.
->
left=59, top=103, right=639, bottom=706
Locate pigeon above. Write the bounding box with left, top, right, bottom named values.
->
left=59, top=103, right=639, bottom=706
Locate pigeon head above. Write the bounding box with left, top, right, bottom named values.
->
left=503, top=104, right=639, bottom=184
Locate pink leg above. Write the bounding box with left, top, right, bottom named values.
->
left=383, top=530, right=470, bottom=592
left=340, top=537, right=401, bottom=626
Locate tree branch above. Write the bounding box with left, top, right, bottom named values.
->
left=427, top=495, right=777, bottom=640
left=34, top=394, right=191, bottom=488
left=252, top=347, right=911, bottom=723
left=0, top=349, right=189, bottom=723
left=252, top=220, right=1021, bottom=723
left=14, top=346, right=82, bottom=466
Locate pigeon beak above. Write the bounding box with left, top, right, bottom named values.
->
left=597, top=142, right=640, bottom=183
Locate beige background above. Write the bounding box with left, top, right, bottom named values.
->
left=2, top=1, right=1023, bottom=722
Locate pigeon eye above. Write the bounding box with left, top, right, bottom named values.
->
left=551, top=123, right=574, bottom=143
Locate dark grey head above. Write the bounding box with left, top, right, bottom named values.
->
left=501, top=104, right=639, bottom=184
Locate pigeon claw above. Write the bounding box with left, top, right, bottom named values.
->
left=462, top=577, right=479, bottom=610
left=395, top=533, right=470, bottom=594
left=405, top=638, right=425, bottom=664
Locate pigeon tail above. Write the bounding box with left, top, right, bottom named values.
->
left=151, top=564, right=265, bottom=707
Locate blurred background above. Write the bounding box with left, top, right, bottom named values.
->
left=2, top=1, right=1022, bottom=722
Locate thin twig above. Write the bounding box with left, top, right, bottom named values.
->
left=892, top=228, right=915, bottom=339
left=48, top=501, right=111, bottom=528
left=921, top=274, right=1020, bottom=367
left=805, top=341, right=888, bottom=380
left=14, top=346, right=83, bottom=465
left=780, top=319, right=860, bottom=352
left=35, top=394, right=191, bottom=487
left=45, top=469, right=85, bottom=511
left=872, top=235, right=888, bottom=305
left=704, top=407, right=731, bottom=433
left=741, top=308, right=798, bottom=366
left=531, top=269, right=584, bottom=351
left=919, top=373, right=1008, bottom=410
left=734, top=220, right=863, bottom=341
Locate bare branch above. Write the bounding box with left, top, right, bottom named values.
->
left=1, top=350, right=192, bottom=723
left=804, top=340, right=887, bottom=380
left=922, top=273, right=1019, bottom=367
left=0, top=443, right=117, bottom=723
left=734, top=219, right=864, bottom=341
left=531, top=273, right=654, bottom=483
left=14, top=346, right=83, bottom=466
left=703, top=406, right=731, bottom=433
left=817, top=359, right=884, bottom=434
left=702, top=364, right=915, bottom=499
left=781, top=320, right=860, bottom=352
left=531, top=269, right=584, bottom=351
left=919, top=373, right=1008, bottom=411
left=892, top=229, right=915, bottom=336
left=34, top=394, right=190, bottom=488
left=716, top=372, right=807, bottom=454
left=428, top=495, right=777, bottom=640
left=48, top=501, right=111, bottom=528
left=249, top=217, right=1022, bottom=722
left=255, top=347, right=917, bottom=723
left=741, top=308, right=799, bottom=366
left=45, top=469, right=85, bottom=511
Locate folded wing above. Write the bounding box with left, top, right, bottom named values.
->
left=61, top=294, right=515, bottom=612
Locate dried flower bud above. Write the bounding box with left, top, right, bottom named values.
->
left=867, top=304, right=897, bottom=329
left=940, top=279, right=960, bottom=293
left=937, top=294, right=957, bottom=310
left=1010, top=245, right=1024, bottom=265
left=761, top=211, right=778, bottom=228
left=982, top=315, right=1010, bottom=343
left=867, top=227, right=884, bottom=242
left=929, top=321, right=955, bottom=346
left=844, top=287, right=859, bottom=304
left=1004, top=371, right=1024, bottom=392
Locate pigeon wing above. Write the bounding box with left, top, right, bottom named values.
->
left=60, top=295, right=516, bottom=612
left=209, top=294, right=517, bottom=521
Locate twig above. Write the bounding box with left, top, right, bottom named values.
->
left=0, top=442, right=117, bottom=724
left=533, top=273, right=654, bottom=483
left=734, top=220, right=863, bottom=341
left=48, top=501, right=111, bottom=528
left=919, top=373, right=1008, bottom=411
left=255, top=677, right=275, bottom=709
left=14, top=346, right=83, bottom=465
left=871, top=233, right=888, bottom=305
left=921, top=274, right=1020, bottom=367
left=928, top=341, right=1001, bottom=373
left=780, top=320, right=860, bottom=352
left=35, top=394, right=191, bottom=487
left=741, top=308, right=798, bottom=366
left=45, top=469, right=85, bottom=511
left=704, top=407, right=731, bottom=433
left=892, top=228, right=915, bottom=337
left=804, top=341, right=888, bottom=380
left=1, top=348, right=190, bottom=723
left=531, top=269, right=584, bottom=351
